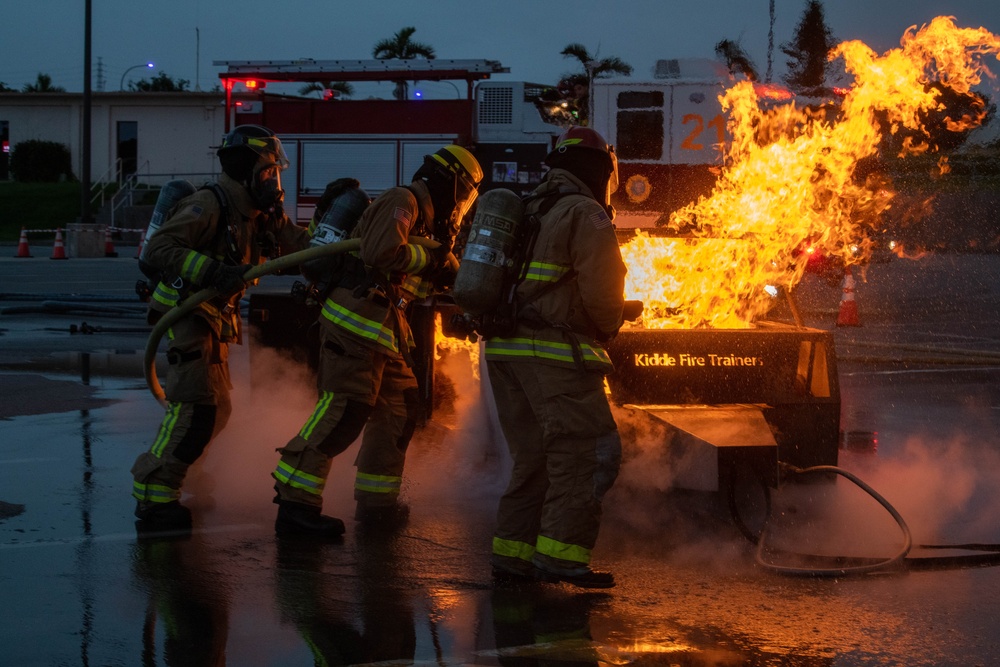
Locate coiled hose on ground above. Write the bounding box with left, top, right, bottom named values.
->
left=144, top=236, right=451, bottom=407
left=732, top=462, right=1000, bottom=576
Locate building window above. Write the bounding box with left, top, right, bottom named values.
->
left=616, top=91, right=664, bottom=161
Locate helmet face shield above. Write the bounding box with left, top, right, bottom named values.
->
left=425, top=145, right=483, bottom=239
left=607, top=145, right=620, bottom=197
left=247, top=136, right=290, bottom=170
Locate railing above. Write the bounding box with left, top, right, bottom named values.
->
left=108, top=160, right=151, bottom=229
left=89, top=158, right=123, bottom=212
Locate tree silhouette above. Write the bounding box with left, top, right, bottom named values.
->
left=299, top=81, right=355, bottom=99
left=780, top=0, right=836, bottom=95
left=558, top=43, right=633, bottom=123
left=0, top=81, right=13, bottom=92
left=372, top=26, right=435, bottom=101
left=715, top=39, right=759, bottom=81
left=22, top=73, right=65, bottom=93
left=131, top=71, right=190, bottom=92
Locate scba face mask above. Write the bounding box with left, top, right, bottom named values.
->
left=251, top=162, right=285, bottom=212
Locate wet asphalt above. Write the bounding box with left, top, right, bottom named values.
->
left=3, top=248, right=1000, bottom=666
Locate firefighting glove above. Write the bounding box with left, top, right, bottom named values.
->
left=622, top=300, right=644, bottom=321
left=426, top=244, right=457, bottom=289
left=204, top=261, right=252, bottom=295
left=315, top=177, right=361, bottom=220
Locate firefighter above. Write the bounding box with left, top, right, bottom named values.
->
left=486, top=127, right=627, bottom=588
left=271, top=145, right=483, bottom=538
left=131, top=124, right=312, bottom=533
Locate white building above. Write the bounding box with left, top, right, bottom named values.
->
left=0, top=91, right=226, bottom=185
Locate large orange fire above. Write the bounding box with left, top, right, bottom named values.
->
left=622, top=16, right=1000, bottom=329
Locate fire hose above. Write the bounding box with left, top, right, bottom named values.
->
left=733, top=462, right=1000, bottom=577
left=144, top=236, right=454, bottom=407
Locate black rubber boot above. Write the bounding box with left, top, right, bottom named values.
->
left=491, top=555, right=542, bottom=587
left=275, top=501, right=345, bottom=540
left=532, top=557, right=616, bottom=589
left=134, top=501, right=192, bottom=539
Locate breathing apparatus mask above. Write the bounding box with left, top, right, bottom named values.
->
left=415, top=145, right=483, bottom=243
left=217, top=125, right=290, bottom=213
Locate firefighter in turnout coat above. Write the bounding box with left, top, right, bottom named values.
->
left=487, top=127, right=627, bottom=588
left=271, top=145, right=483, bottom=538
left=131, top=125, right=311, bottom=533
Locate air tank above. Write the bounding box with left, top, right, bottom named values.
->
left=309, top=186, right=370, bottom=247
left=453, top=188, right=524, bottom=317
left=139, top=180, right=196, bottom=263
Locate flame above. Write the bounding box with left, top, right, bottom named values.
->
left=622, top=16, right=1000, bottom=329
left=434, top=312, right=480, bottom=379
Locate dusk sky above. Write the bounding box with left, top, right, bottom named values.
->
left=5, top=0, right=1000, bottom=96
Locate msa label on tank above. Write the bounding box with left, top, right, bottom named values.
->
left=473, top=212, right=515, bottom=234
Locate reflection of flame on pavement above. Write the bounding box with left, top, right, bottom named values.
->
left=622, top=16, right=1000, bottom=330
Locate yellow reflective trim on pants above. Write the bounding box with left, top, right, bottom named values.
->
left=492, top=536, right=535, bottom=561
left=354, top=472, right=401, bottom=494
left=536, top=534, right=591, bottom=565
left=273, top=460, right=326, bottom=496
left=321, top=300, right=398, bottom=351
left=132, top=481, right=180, bottom=504
left=151, top=403, right=181, bottom=458
left=299, top=391, right=333, bottom=440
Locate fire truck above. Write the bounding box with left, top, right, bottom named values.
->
left=223, top=58, right=840, bottom=510
left=215, top=58, right=566, bottom=225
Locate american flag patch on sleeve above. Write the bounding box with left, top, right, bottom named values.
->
left=590, top=209, right=612, bottom=230
left=394, top=207, right=412, bottom=227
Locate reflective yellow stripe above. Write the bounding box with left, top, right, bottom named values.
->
left=354, top=472, right=401, bottom=494
left=525, top=261, right=569, bottom=283
left=403, top=244, right=430, bottom=273
left=536, top=535, right=591, bottom=564
left=132, top=481, right=180, bottom=504
left=321, top=300, right=398, bottom=351
left=180, top=250, right=211, bottom=282
left=300, top=391, right=334, bottom=440
left=492, top=537, right=535, bottom=561
left=152, top=283, right=180, bottom=308
left=273, top=460, right=326, bottom=495
left=485, top=337, right=612, bottom=366
left=151, top=403, right=181, bottom=458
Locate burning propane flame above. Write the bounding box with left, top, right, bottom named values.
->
left=622, top=16, right=1000, bottom=329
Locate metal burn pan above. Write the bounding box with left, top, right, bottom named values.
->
left=605, top=322, right=840, bottom=477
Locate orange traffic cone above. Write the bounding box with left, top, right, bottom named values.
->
left=104, top=227, right=118, bottom=257
left=15, top=227, right=31, bottom=258
left=836, top=267, right=860, bottom=327
left=50, top=228, right=68, bottom=260
left=135, top=228, right=146, bottom=259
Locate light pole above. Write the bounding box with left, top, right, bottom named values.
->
left=120, top=62, right=154, bottom=91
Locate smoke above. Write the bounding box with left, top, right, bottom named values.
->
left=403, top=346, right=511, bottom=504
left=601, top=400, right=1000, bottom=572
left=186, top=344, right=345, bottom=523
left=763, top=431, right=1000, bottom=563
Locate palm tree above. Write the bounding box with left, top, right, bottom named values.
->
left=22, top=73, right=65, bottom=93
left=372, top=26, right=435, bottom=101
left=558, top=44, right=632, bottom=123
left=299, top=81, right=355, bottom=100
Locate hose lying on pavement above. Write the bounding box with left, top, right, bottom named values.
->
left=145, top=237, right=452, bottom=407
